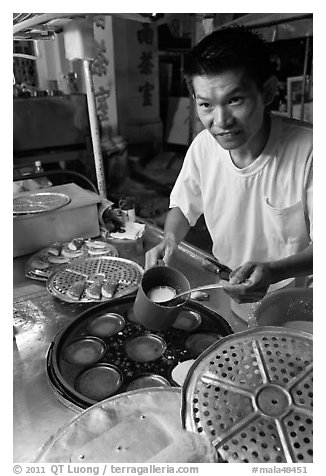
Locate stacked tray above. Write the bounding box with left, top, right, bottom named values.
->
left=47, top=295, right=233, bottom=410
left=25, top=239, right=119, bottom=281
left=13, top=192, right=70, bottom=215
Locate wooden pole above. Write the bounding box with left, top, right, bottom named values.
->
left=83, top=59, right=107, bottom=198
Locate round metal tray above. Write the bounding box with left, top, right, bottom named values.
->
left=181, top=326, right=313, bottom=463
left=47, top=256, right=144, bottom=303
left=13, top=192, right=70, bottom=215
left=34, top=388, right=182, bottom=463
left=46, top=295, right=233, bottom=409
left=25, top=240, right=119, bottom=281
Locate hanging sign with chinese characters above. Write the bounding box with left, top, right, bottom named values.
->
left=127, top=22, right=160, bottom=124
left=92, top=15, right=118, bottom=137
left=137, top=25, right=155, bottom=107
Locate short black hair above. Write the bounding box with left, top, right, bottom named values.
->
left=184, top=26, right=273, bottom=94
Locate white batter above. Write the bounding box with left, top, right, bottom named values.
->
left=147, top=286, right=177, bottom=303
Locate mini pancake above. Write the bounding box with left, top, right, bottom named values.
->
left=47, top=242, right=63, bottom=256
left=173, top=311, right=202, bottom=331
left=67, top=281, right=86, bottom=301
left=61, top=247, right=84, bottom=259
left=101, top=281, right=119, bottom=299
left=88, top=313, right=125, bottom=337
left=63, top=337, right=106, bottom=365
left=75, top=364, right=123, bottom=401
left=48, top=255, right=70, bottom=264
left=85, top=240, right=109, bottom=249
left=88, top=247, right=110, bottom=256
left=85, top=282, right=102, bottom=300
left=30, top=258, right=49, bottom=270
left=67, top=238, right=85, bottom=251
left=125, top=335, right=166, bottom=362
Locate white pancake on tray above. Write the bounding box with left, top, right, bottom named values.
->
left=25, top=239, right=119, bottom=281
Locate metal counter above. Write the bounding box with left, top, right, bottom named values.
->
left=13, top=224, right=247, bottom=463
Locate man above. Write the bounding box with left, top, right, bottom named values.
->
left=145, top=27, right=312, bottom=318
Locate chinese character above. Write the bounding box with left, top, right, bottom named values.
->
left=138, top=52, right=154, bottom=75
left=137, top=24, right=154, bottom=45
left=95, top=86, right=111, bottom=122
left=94, top=15, right=105, bottom=30
left=139, top=82, right=154, bottom=106
left=92, top=40, right=109, bottom=77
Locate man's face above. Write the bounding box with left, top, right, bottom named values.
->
left=193, top=69, right=267, bottom=151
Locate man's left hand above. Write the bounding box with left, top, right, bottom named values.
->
left=222, top=261, right=272, bottom=303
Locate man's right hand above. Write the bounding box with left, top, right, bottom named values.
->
left=145, top=237, right=178, bottom=269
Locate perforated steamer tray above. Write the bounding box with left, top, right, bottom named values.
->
left=181, top=327, right=313, bottom=463
left=13, top=192, right=70, bottom=215
left=47, top=256, right=143, bottom=303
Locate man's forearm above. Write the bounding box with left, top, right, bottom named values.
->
left=164, top=207, right=191, bottom=245
left=268, top=243, right=313, bottom=284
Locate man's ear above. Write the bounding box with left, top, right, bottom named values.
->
left=263, top=75, right=278, bottom=106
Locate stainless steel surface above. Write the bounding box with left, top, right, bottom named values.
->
left=181, top=327, right=313, bottom=463
left=13, top=192, right=71, bottom=215
left=13, top=288, right=89, bottom=462
left=13, top=223, right=245, bottom=463
left=47, top=256, right=144, bottom=303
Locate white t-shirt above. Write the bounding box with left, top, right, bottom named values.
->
left=170, top=114, right=313, bottom=292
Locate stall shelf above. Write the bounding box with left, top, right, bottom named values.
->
left=13, top=13, right=152, bottom=198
